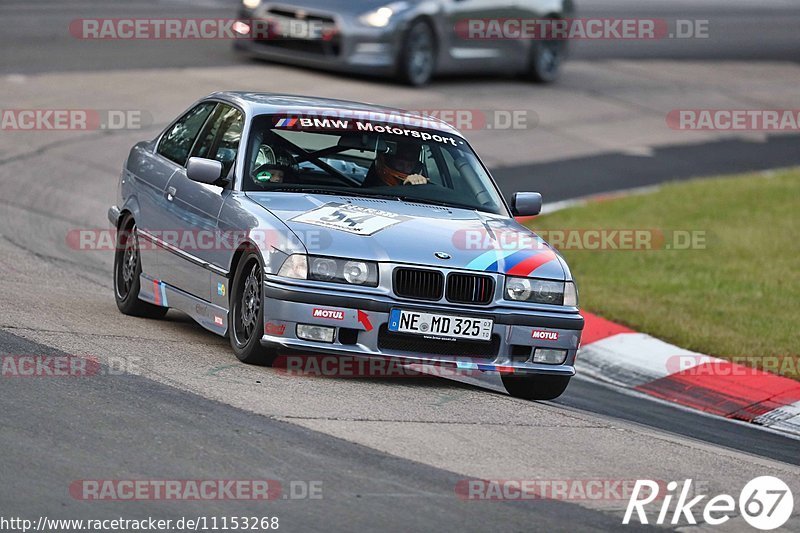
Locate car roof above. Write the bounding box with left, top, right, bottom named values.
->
left=206, top=91, right=464, bottom=138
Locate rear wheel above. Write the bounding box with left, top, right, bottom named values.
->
left=502, top=375, right=570, bottom=401
left=229, top=250, right=277, bottom=365
left=397, top=20, right=436, bottom=86
left=113, top=216, right=168, bottom=319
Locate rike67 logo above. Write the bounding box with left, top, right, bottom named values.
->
left=624, top=476, right=794, bottom=530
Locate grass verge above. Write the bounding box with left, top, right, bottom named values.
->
left=525, top=168, right=799, bottom=378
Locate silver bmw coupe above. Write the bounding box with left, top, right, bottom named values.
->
left=110, top=92, right=583, bottom=399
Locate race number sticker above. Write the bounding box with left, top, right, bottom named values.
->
left=291, top=203, right=407, bottom=236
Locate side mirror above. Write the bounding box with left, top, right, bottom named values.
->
left=512, top=192, right=543, bottom=217
left=186, top=157, right=223, bottom=185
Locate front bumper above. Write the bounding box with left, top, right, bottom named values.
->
left=262, top=279, right=583, bottom=378
left=233, top=11, right=401, bottom=76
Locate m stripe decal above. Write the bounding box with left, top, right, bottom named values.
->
left=466, top=249, right=518, bottom=271
left=152, top=280, right=168, bottom=307
left=506, top=250, right=557, bottom=276
left=485, top=250, right=532, bottom=273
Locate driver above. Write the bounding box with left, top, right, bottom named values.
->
left=364, top=141, right=428, bottom=187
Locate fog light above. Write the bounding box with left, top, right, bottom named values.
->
left=532, top=348, right=568, bottom=365
left=297, top=324, right=335, bottom=343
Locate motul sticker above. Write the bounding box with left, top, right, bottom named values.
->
left=312, top=308, right=345, bottom=320
left=532, top=330, right=558, bottom=341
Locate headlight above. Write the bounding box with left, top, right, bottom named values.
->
left=343, top=261, right=370, bottom=285
left=309, top=257, right=337, bottom=281
left=279, top=255, right=378, bottom=287
left=505, top=277, right=578, bottom=306
left=359, top=2, right=408, bottom=28
left=243, top=0, right=261, bottom=9
left=277, top=254, right=307, bottom=279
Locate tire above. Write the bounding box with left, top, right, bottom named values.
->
left=502, top=375, right=571, bottom=401
left=397, top=20, right=436, bottom=86
left=229, top=250, right=277, bottom=365
left=527, top=39, right=567, bottom=83
left=113, top=216, right=169, bottom=319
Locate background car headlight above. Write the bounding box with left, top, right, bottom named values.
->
left=359, top=2, right=408, bottom=28
left=505, top=277, right=576, bottom=306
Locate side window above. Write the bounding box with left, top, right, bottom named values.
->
left=156, top=103, right=216, bottom=166
left=192, top=105, right=244, bottom=178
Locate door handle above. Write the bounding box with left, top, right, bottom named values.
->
left=166, top=186, right=177, bottom=202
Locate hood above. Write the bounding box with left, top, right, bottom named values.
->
left=248, top=193, right=566, bottom=280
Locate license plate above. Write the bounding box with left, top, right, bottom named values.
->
left=388, top=309, right=493, bottom=341
left=269, top=17, right=324, bottom=40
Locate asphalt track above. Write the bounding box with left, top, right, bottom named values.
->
left=3, top=0, right=799, bottom=73
left=0, top=329, right=640, bottom=532
left=1, top=0, right=800, bottom=530
left=495, top=133, right=800, bottom=201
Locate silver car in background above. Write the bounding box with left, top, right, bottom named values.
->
left=110, top=92, right=583, bottom=400
left=233, top=0, right=574, bottom=85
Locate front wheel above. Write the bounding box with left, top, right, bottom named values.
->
left=229, top=250, right=277, bottom=365
left=502, top=375, right=571, bottom=401
left=526, top=39, right=566, bottom=83
left=113, top=216, right=168, bottom=319
left=397, top=20, right=436, bottom=86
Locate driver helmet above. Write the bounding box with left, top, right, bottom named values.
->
left=375, top=141, right=423, bottom=186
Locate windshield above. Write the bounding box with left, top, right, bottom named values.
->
left=243, top=114, right=508, bottom=215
